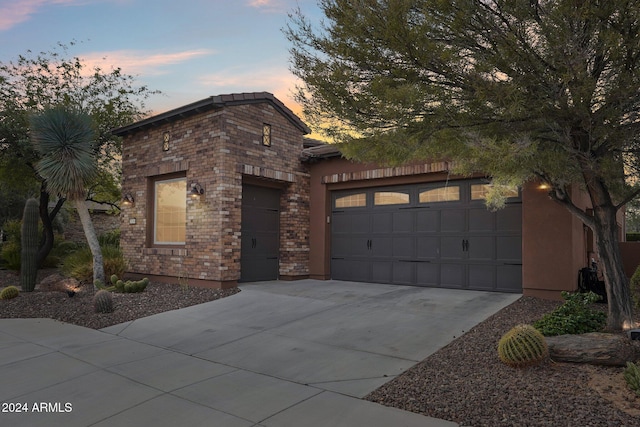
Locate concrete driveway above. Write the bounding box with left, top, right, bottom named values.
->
left=0, top=280, right=520, bottom=426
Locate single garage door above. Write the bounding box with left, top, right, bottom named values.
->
left=240, top=184, right=280, bottom=282
left=331, top=180, right=522, bottom=292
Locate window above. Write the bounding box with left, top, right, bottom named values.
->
left=154, top=177, right=186, bottom=244
left=419, top=186, right=460, bottom=203
left=471, top=184, right=519, bottom=200
left=374, top=191, right=409, bottom=205
left=335, top=193, right=366, bottom=208
left=262, top=123, right=271, bottom=146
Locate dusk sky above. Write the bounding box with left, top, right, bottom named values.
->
left=0, top=0, right=323, bottom=122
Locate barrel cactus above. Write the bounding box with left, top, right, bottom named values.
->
left=498, top=324, right=549, bottom=368
left=94, top=289, right=114, bottom=313
left=0, top=286, right=20, bottom=300
left=20, top=198, right=40, bottom=292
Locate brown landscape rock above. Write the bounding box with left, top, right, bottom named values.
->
left=546, top=332, right=640, bottom=366
left=38, top=274, right=80, bottom=293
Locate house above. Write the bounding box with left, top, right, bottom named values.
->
left=113, top=92, right=623, bottom=299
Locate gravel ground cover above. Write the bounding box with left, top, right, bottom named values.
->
left=1, top=268, right=639, bottom=426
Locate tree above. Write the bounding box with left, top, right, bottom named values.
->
left=30, top=107, right=104, bottom=286
left=0, top=42, right=157, bottom=265
left=287, top=0, right=640, bottom=330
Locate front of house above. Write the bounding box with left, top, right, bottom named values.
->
left=114, top=92, right=619, bottom=299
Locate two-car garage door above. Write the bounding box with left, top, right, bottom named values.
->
left=331, top=180, right=522, bottom=292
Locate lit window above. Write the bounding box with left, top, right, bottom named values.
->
left=471, top=184, right=519, bottom=200
left=335, top=193, right=366, bottom=208
left=262, top=123, right=271, bottom=146
left=374, top=191, right=409, bottom=205
left=154, top=177, right=186, bottom=244
left=419, top=186, right=460, bottom=203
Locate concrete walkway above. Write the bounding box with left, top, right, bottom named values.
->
left=0, top=280, right=520, bottom=426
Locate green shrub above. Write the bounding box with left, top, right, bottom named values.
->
left=99, top=229, right=120, bottom=248
left=0, top=240, right=21, bottom=270
left=498, top=324, right=549, bottom=368
left=624, top=362, right=640, bottom=397
left=0, top=220, right=74, bottom=270
left=0, top=285, right=20, bottom=300
left=61, top=245, right=127, bottom=283
left=533, top=291, right=607, bottom=336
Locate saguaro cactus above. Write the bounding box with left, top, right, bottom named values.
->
left=20, top=198, right=39, bottom=292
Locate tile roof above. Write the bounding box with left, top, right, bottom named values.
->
left=112, top=92, right=311, bottom=136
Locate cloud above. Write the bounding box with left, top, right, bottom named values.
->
left=80, top=49, right=214, bottom=76
left=197, top=65, right=302, bottom=110
left=246, top=0, right=286, bottom=13
left=0, top=0, right=86, bottom=31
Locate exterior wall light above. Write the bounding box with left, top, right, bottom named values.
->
left=538, top=183, right=550, bottom=190
left=189, top=183, right=204, bottom=199
left=122, top=193, right=135, bottom=206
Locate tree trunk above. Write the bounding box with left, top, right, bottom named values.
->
left=546, top=332, right=640, bottom=366
left=592, top=203, right=636, bottom=330
left=74, top=198, right=104, bottom=288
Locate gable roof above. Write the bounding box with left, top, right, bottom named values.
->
left=112, top=92, right=311, bottom=136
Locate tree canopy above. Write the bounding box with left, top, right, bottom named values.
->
left=0, top=42, right=158, bottom=263
left=287, top=0, right=640, bottom=329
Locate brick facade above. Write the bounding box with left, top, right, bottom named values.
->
left=115, top=93, right=310, bottom=288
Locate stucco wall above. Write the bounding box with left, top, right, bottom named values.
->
left=120, top=101, right=309, bottom=288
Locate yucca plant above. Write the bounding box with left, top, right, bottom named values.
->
left=30, top=106, right=104, bottom=288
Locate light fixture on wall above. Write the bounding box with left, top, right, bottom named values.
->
left=189, top=183, right=204, bottom=199
left=122, top=193, right=135, bottom=206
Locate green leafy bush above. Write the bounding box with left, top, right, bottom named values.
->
left=61, top=245, right=127, bottom=283
left=98, top=229, right=120, bottom=248
left=533, top=291, right=606, bottom=336
left=0, top=219, right=74, bottom=270
left=624, top=362, right=640, bottom=397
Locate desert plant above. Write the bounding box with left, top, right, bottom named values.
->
left=533, top=291, right=607, bottom=336
left=94, top=289, right=114, bottom=313
left=20, top=198, right=39, bottom=292
left=62, top=244, right=127, bottom=283
left=0, top=285, right=20, bottom=300
left=624, top=361, right=640, bottom=397
left=99, top=229, right=120, bottom=248
left=498, top=324, right=549, bottom=368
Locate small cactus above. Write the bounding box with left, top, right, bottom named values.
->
left=110, top=274, right=119, bottom=285
left=94, top=289, right=114, bottom=313
left=0, top=286, right=20, bottom=300
left=498, top=324, right=549, bottom=368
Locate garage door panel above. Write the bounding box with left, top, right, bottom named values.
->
left=392, top=236, right=414, bottom=258
left=497, top=205, right=522, bottom=232
left=441, top=210, right=465, bottom=232
left=393, top=261, right=414, bottom=285
left=441, top=264, right=465, bottom=288
left=416, top=263, right=439, bottom=286
left=416, top=210, right=439, bottom=232
left=416, top=236, right=439, bottom=259
left=468, top=265, right=496, bottom=290
left=370, top=237, right=393, bottom=257
left=468, top=208, right=495, bottom=233
left=496, top=236, right=522, bottom=262
left=441, top=236, right=465, bottom=260
left=371, top=261, right=393, bottom=283
left=372, top=212, right=393, bottom=233
left=333, top=213, right=370, bottom=234
left=332, top=259, right=369, bottom=282
left=467, top=236, right=495, bottom=261
left=393, top=211, right=414, bottom=232
left=332, top=236, right=369, bottom=257
left=496, top=265, right=522, bottom=292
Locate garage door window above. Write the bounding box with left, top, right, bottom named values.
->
left=419, top=186, right=460, bottom=203
left=335, top=193, right=366, bottom=208
left=471, top=184, right=519, bottom=200
left=374, top=191, right=409, bottom=206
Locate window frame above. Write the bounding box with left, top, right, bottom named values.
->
left=150, top=175, right=187, bottom=246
